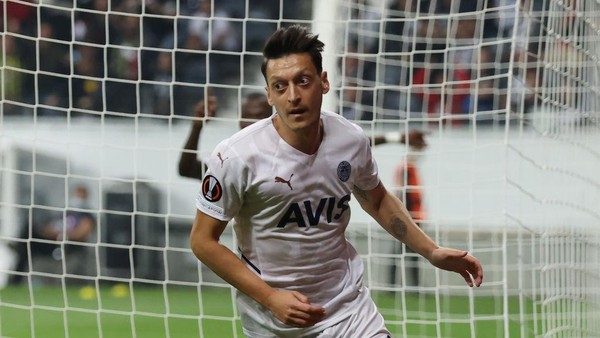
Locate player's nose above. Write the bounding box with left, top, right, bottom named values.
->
left=287, top=84, right=301, bottom=104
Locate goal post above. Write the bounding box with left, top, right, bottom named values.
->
left=1, top=0, right=599, bottom=337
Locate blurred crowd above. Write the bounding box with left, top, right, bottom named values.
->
left=1, top=0, right=564, bottom=125
left=1, top=0, right=310, bottom=118
left=339, top=0, right=550, bottom=126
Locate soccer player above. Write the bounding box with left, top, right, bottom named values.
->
left=189, top=25, right=483, bottom=337
left=178, top=91, right=272, bottom=180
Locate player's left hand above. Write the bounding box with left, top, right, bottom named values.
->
left=428, top=247, right=483, bottom=287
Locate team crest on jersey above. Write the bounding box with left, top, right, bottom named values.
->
left=337, top=161, right=351, bottom=182
left=201, top=175, right=223, bottom=202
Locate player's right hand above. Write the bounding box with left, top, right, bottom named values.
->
left=265, top=290, right=326, bottom=328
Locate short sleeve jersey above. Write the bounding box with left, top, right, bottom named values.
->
left=196, top=111, right=380, bottom=335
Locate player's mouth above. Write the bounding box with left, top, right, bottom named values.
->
left=289, top=108, right=307, bottom=115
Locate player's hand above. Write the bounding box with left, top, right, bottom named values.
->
left=264, top=290, right=326, bottom=328
left=192, top=95, right=217, bottom=127
left=428, top=247, right=483, bottom=287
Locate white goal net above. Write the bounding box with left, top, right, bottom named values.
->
left=1, top=0, right=599, bottom=337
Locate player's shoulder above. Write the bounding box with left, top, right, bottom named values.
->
left=322, top=111, right=368, bottom=140
left=233, top=115, right=273, bottom=140
left=215, top=116, right=274, bottom=152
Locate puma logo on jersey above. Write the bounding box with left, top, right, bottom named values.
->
left=217, top=152, right=229, bottom=168
left=274, top=174, right=294, bottom=190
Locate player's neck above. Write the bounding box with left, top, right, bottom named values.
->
left=273, top=117, right=323, bottom=155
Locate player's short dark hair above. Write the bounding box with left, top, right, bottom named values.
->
left=261, top=25, right=325, bottom=83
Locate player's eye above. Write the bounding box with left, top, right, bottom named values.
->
left=299, top=76, right=310, bottom=86
left=273, top=82, right=286, bottom=92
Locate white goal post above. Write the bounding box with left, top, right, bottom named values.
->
left=1, top=0, right=599, bottom=337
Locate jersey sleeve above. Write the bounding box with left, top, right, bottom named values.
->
left=353, top=125, right=380, bottom=191
left=195, top=140, right=245, bottom=221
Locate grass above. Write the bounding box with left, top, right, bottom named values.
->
left=1, top=283, right=241, bottom=338
left=1, top=284, right=538, bottom=338
left=372, top=291, right=537, bottom=337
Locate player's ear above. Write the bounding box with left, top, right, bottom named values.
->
left=321, top=71, right=330, bottom=94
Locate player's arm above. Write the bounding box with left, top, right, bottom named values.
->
left=178, top=96, right=217, bottom=179
left=353, top=182, right=483, bottom=287
left=189, top=210, right=326, bottom=327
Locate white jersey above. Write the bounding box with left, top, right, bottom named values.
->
left=196, top=111, right=380, bottom=337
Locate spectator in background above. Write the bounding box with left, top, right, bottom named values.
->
left=37, top=22, right=70, bottom=117
left=9, top=185, right=96, bottom=285
left=178, top=91, right=272, bottom=180
left=412, top=66, right=444, bottom=118
left=461, top=46, right=509, bottom=125
left=346, top=0, right=381, bottom=55
left=172, top=35, right=209, bottom=116
left=179, top=34, right=208, bottom=77
left=339, top=43, right=376, bottom=121
left=143, top=51, right=173, bottom=116
left=38, top=22, right=69, bottom=77
left=412, top=57, right=470, bottom=125
left=1, top=34, right=26, bottom=115
left=444, top=14, right=478, bottom=125
left=244, top=0, right=281, bottom=52
left=187, top=0, right=243, bottom=85
left=379, top=0, right=419, bottom=118
left=105, top=11, right=141, bottom=115
left=143, top=0, right=177, bottom=49
left=382, top=0, right=418, bottom=55
left=72, top=45, right=104, bottom=113
left=462, top=70, right=498, bottom=123
left=340, top=77, right=368, bottom=121
left=390, top=130, right=428, bottom=287
left=395, top=130, right=428, bottom=221
left=493, top=0, right=519, bottom=37
left=187, top=0, right=240, bottom=52
left=1, top=0, right=35, bottom=36
left=108, top=14, right=140, bottom=81
left=74, top=0, right=108, bottom=45
left=448, top=14, right=478, bottom=66
left=511, top=65, right=539, bottom=115
left=509, top=0, right=545, bottom=117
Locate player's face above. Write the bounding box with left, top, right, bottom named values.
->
left=264, top=53, right=329, bottom=133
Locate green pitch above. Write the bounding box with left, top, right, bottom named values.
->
left=1, top=284, right=536, bottom=338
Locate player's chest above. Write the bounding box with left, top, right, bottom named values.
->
left=248, top=150, right=357, bottom=200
